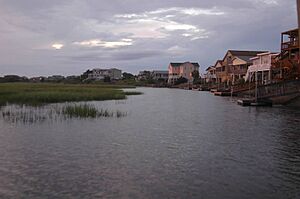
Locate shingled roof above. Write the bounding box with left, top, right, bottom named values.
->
left=205, top=66, right=215, bottom=71
left=170, top=62, right=200, bottom=67
left=227, top=50, right=267, bottom=63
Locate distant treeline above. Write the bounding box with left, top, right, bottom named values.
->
left=0, top=71, right=137, bottom=84
left=0, top=75, right=81, bottom=83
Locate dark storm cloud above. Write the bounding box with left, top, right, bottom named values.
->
left=0, top=0, right=297, bottom=76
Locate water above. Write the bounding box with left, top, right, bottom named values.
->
left=0, top=88, right=299, bottom=199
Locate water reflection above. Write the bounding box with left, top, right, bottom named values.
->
left=0, top=88, right=299, bottom=198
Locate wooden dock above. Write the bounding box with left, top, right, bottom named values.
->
left=214, top=91, right=232, bottom=96
left=237, top=99, right=272, bottom=106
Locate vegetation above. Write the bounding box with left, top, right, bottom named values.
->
left=0, top=83, right=142, bottom=105
left=174, top=77, right=188, bottom=85
left=122, top=72, right=135, bottom=80
left=62, top=104, right=126, bottom=118
left=62, top=104, right=127, bottom=118
left=192, top=70, right=201, bottom=84
left=0, top=103, right=128, bottom=123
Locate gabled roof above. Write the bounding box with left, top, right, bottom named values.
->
left=170, top=62, right=200, bottom=67
left=226, top=50, right=267, bottom=63
left=214, top=60, right=223, bottom=67
left=205, top=66, right=215, bottom=71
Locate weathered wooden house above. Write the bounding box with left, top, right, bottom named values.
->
left=273, top=1, right=300, bottom=79
left=216, top=50, right=266, bottom=85
left=273, top=29, right=299, bottom=80
left=214, top=60, right=226, bottom=84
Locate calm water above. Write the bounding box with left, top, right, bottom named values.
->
left=0, top=88, right=300, bottom=199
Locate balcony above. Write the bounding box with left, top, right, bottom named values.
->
left=281, top=40, right=299, bottom=50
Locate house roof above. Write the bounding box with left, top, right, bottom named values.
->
left=214, top=60, right=223, bottom=67
left=170, top=62, right=200, bottom=67
left=152, top=70, right=168, bottom=74
left=282, top=28, right=299, bottom=35
left=205, top=66, right=215, bottom=71
left=226, top=50, right=267, bottom=63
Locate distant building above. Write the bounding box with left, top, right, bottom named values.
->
left=29, top=76, right=46, bottom=82
left=137, top=71, right=151, bottom=81
left=47, top=75, right=65, bottom=82
left=151, top=71, right=169, bottom=81
left=245, top=52, right=279, bottom=84
left=168, top=62, right=200, bottom=84
left=88, top=68, right=122, bottom=80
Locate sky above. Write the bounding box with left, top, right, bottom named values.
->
left=0, top=0, right=298, bottom=77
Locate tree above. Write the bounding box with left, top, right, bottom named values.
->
left=174, top=77, right=188, bottom=85
left=192, top=70, right=200, bottom=84
left=103, top=76, right=111, bottom=82
left=80, top=70, right=92, bottom=81
left=122, top=72, right=135, bottom=80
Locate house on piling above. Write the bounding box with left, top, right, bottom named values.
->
left=215, top=60, right=227, bottom=85
left=274, top=28, right=299, bottom=80
left=216, top=50, right=267, bottom=86
left=204, top=66, right=217, bottom=83
left=245, top=52, right=279, bottom=85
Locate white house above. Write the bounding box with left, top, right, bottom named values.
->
left=151, top=71, right=169, bottom=81
left=88, top=68, right=122, bottom=80
left=245, top=52, right=279, bottom=84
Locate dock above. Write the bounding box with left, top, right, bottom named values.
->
left=237, top=99, right=272, bottom=106
left=214, top=91, right=232, bottom=96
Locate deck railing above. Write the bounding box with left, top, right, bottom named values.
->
left=282, top=40, right=299, bottom=50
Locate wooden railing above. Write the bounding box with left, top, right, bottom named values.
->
left=282, top=40, right=299, bottom=50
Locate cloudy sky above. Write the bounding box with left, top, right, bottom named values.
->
left=0, top=0, right=298, bottom=76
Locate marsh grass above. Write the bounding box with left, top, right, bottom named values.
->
left=62, top=104, right=98, bottom=118
left=0, top=83, right=141, bottom=105
left=1, top=106, right=48, bottom=124
left=0, top=103, right=128, bottom=124
left=62, top=104, right=116, bottom=118
left=62, top=104, right=127, bottom=118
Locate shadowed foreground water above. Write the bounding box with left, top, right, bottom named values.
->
left=0, top=88, right=300, bottom=199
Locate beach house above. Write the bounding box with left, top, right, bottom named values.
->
left=168, top=62, right=200, bottom=84
left=88, top=68, right=122, bottom=80
left=204, top=66, right=217, bottom=83
left=216, top=50, right=267, bottom=85
left=245, top=52, right=279, bottom=84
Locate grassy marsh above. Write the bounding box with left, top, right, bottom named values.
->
left=0, top=83, right=142, bottom=105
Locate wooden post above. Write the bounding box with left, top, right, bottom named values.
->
left=298, top=0, right=300, bottom=50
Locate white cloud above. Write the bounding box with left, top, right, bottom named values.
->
left=167, top=45, right=188, bottom=55
left=52, top=43, right=64, bottom=49
left=261, top=0, right=278, bottom=5
left=111, top=7, right=218, bottom=40
left=146, top=7, right=225, bottom=16
left=74, top=38, right=133, bottom=48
